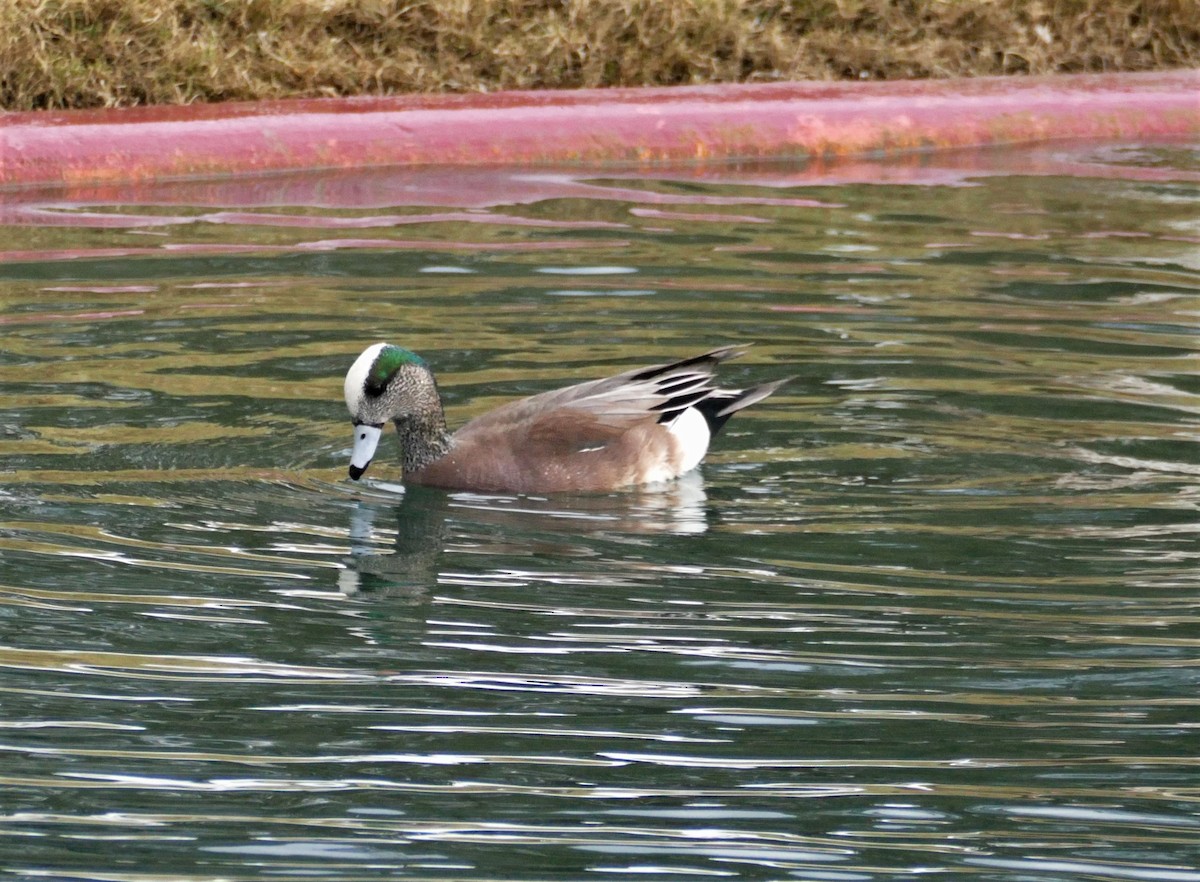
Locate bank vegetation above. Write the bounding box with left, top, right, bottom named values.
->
left=2, top=0, right=1197, bottom=110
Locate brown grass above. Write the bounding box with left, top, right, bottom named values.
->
left=2, top=0, right=1198, bottom=111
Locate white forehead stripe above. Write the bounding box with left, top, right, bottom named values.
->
left=344, top=342, right=388, bottom=415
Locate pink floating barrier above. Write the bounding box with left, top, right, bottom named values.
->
left=1, top=71, right=1197, bottom=188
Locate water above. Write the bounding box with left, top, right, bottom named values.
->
left=1, top=141, right=1199, bottom=881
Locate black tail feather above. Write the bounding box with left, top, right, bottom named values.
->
left=693, top=377, right=793, bottom=435
left=628, top=345, right=748, bottom=382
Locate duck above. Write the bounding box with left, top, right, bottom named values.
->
left=343, top=344, right=789, bottom=493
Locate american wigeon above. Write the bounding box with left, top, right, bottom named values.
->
left=344, top=344, right=789, bottom=493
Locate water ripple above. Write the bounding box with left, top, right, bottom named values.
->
left=2, top=151, right=1199, bottom=880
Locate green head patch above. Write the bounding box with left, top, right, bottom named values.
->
left=365, top=345, right=426, bottom=397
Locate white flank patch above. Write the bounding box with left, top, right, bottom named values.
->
left=661, top=406, right=711, bottom=480
left=344, top=342, right=388, bottom=414
left=669, top=407, right=712, bottom=473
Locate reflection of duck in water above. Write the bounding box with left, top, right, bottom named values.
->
left=338, top=486, right=451, bottom=598
left=343, top=345, right=789, bottom=494
left=338, top=473, right=710, bottom=597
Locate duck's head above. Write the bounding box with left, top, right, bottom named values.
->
left=343, top=343, right=434, bottom=480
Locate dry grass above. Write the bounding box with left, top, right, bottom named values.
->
left=2, top=0, right=1198, bottom=111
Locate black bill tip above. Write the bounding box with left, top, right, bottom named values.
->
left=349, top=463, right=368, bottom=481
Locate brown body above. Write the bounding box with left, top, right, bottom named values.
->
left=409, top=395, right=681, bottom=492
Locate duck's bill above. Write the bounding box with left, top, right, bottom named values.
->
left=348, top=423, right=383, bottom=481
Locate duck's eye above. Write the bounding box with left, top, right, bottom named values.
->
left=359, top=432, right=367, bottom=440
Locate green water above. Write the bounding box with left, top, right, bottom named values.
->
left=1, top=144, right=1199, bottom=881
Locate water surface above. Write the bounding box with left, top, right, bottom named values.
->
left=1, top=141, right=1199, bottom=881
